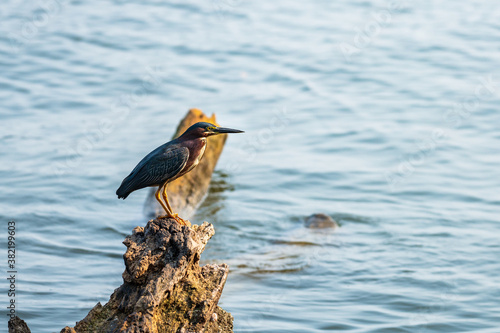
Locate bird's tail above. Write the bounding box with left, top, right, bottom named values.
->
left=116, top=185, right=130, bottom=199
left=116, top=178, right=134, bottom=199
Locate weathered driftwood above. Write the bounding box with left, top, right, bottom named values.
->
left=59, top=218, right=232, bottom=333
left=144, top=108, right=228, bottom=219
left=10, top=109, right=233, bottom=333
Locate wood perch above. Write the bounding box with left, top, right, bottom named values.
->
left=58, top=219, right=232, bottom=333
left=10, top=109, right=234, bottom=333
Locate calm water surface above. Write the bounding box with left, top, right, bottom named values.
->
left=1, top=0, right=500, bottom=332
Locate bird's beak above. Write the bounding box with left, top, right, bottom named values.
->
left=214, top=127, right=244, bottom=134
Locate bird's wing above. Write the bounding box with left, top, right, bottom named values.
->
left=116, top=145, right=189, bottom=198
left=136, top=145, right=190, bottom=186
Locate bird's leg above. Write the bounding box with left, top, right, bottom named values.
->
left=162, top=183, right=174, bottom=213
left=162, top=184, right=191, bottom=227
left=156, top=185, right=186, bottom=226
left=155, top=186, right=172, bottom=217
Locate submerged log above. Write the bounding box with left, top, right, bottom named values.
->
left=144, top=108, right=229, bottom=219
left=10, top=109, right=234, bottom=333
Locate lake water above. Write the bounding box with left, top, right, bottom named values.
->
left=2, top=0, right=500, bottom=332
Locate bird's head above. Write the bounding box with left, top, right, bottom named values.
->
left=182, top=122, right=244, bottom=138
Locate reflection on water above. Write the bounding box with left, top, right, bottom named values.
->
left=194, top=171, right=235, bottom=221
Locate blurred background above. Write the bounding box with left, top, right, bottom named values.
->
left=1, top=0, right=500, bottom=332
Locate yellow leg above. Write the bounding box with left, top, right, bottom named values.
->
left=162, top=184, right=190, bottom=227
left=155, top=186, right=171, bottom=216
left=162, top=183, right=174, bottom=214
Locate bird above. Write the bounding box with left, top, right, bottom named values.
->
left=116, top=122, right=244, bottom=226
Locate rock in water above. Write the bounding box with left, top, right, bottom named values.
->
left=305, top=213, right=339, bottom=229
left=8, top=316, right=31, bottom=333
left=60, top=218, right=233, bottom=333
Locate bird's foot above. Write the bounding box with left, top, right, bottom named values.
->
left=173, top=214, right=191, bottom=227
left=167, top=213, right=191, bottom=227
left=157, top=214, right=191, bottom=227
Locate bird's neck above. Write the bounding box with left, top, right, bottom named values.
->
left=183, top=136, right=206, bottom=148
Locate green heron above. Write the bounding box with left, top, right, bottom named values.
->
left=116, top=122, right=243, bottom=226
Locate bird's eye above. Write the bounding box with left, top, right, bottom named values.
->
left=207, top=126, right=216, bottom=131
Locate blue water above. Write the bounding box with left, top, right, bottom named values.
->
left=2, top=0, right=500, bottom=332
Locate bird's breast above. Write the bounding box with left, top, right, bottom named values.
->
left=181, top=138, right=207, bottom=175
left=196, top=140, right=207, bottom=164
